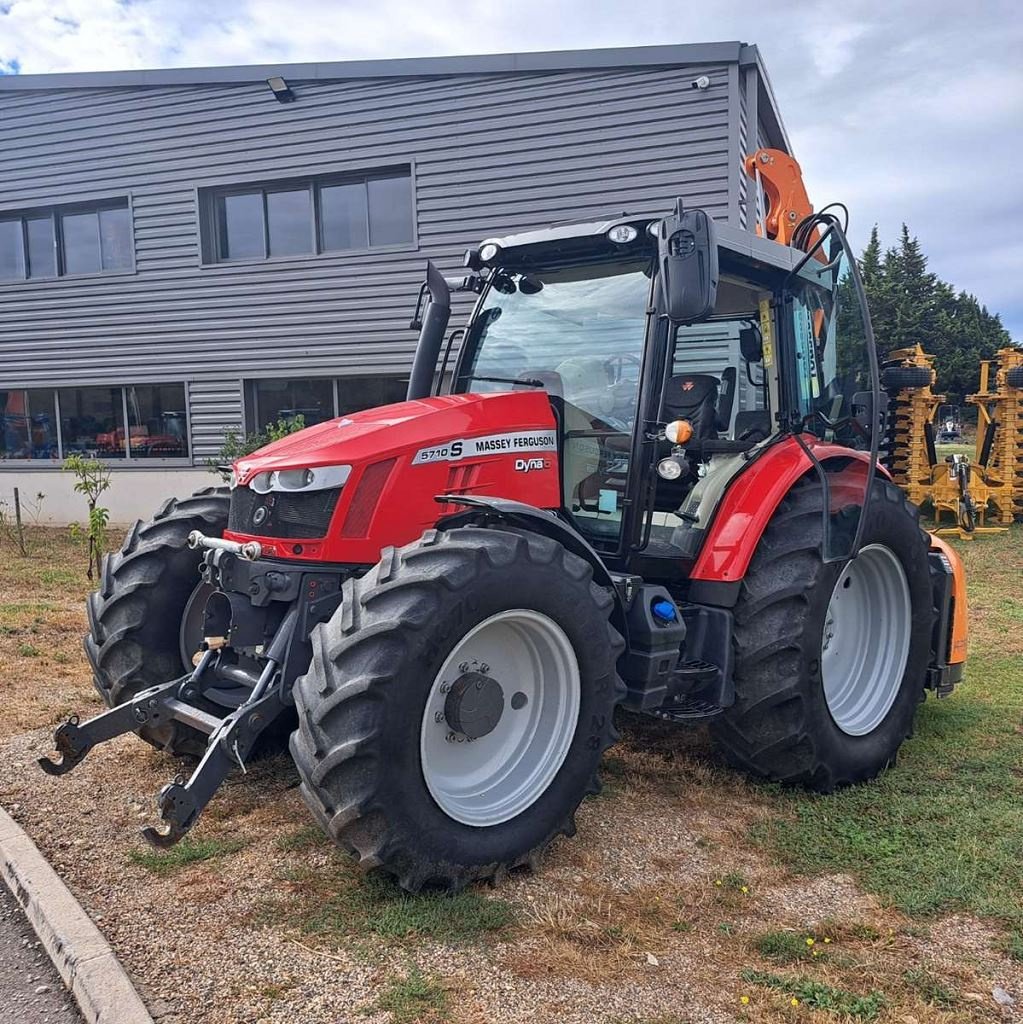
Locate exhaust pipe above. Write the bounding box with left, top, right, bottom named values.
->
left=406, top=260, right=451, bottom=400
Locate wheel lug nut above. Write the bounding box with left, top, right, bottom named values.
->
left=434, top=711, right=445, bottom=723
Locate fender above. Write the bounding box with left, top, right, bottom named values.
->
left=690, top=436, right=886, bottom=583
left=435, top=494, right=628, bottom=641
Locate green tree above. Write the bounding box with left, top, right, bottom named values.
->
left=859, top=225, right=1012, bottom=402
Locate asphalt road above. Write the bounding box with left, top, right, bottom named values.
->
left=0, top=880, right=82, bottom=1024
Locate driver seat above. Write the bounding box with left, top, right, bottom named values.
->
left=662, top=369, right=736, bottom=438
left=654, top=368, right=737, bottom=513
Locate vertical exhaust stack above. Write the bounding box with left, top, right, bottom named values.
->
left=406, top=261, right=452, bottom=400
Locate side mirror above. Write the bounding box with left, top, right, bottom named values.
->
left=657, top=200, right=718, bottom=323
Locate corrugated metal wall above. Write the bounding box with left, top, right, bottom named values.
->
left=1, top=58, right=771, bottom=464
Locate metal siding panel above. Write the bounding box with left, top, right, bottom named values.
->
left=0, top=63, right=743, bottom=463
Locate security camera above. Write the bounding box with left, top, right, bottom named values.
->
left=691, top=75, right=711, bottom=90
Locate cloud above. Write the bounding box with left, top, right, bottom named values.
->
left=1, top=0, right=1021, bottom=337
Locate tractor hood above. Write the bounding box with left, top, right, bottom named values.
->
left=233, top=390, right=557, bottom=487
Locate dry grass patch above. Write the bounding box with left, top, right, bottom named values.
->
left=0, top=525, right=122, bottom=737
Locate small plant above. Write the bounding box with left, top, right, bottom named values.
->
left=206, top=414, right=306, bottom=480
left=754, top=930, right=819, bottom=963
left=63, top=455, right=111, bottom=580
left=741, top=969, right=886, bottom=1019
left=374, top=967, right=449, bottom=1024
left=0, top=490, right=46, bottom=555
left=17, top=642, right=40, bottom=658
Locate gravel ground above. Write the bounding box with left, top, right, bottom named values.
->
left=0, top=878, right=83, bottom=1024
left=3, top=721, right=1020, bottom=1024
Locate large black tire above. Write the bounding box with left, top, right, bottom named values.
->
left=85, top=487, right=230, bottom=758
left=881, top=366, right=933, bottom=391
left=1006, top=366, right=1023, bottom=389
left=290, top=527, right=624, bottom=891
left=710, top=476, right=933, bottom=792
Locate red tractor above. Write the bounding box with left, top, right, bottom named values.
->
left=42, top=160, right=967, bottom=892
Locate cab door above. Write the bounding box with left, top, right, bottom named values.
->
left=780, top=218, right=883, bottom=562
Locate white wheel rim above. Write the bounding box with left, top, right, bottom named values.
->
left=821, top=543, right=912, bottom=736
left=420, top=609, right=581, bottom=827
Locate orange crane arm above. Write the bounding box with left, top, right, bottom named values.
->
left=744, top=148, right=816, bottom=247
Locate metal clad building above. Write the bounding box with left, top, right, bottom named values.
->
left=0, top=43, right=789, bottom=521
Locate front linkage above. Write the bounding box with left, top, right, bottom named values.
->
left=39, top=533, right=318, bottom=847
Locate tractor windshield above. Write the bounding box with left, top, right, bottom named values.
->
left=456, top=262, right=652, bottom=433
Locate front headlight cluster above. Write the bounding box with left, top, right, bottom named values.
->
left=232, top=464, right=352, bottom=494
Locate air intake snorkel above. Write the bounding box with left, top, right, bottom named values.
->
left=406, top=261, right=452, bottom=400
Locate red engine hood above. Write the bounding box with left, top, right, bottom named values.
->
left=233, top=391, right=555, bottom=486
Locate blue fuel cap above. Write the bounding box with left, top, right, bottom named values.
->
left=652, top=599, right=678, bottom=623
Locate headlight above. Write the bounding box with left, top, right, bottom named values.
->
left=479, top=242, right=500, bottom=262
left=608, top=224, right=638, bottom=244
left=247, top=464, right=352, bottom=494
left=657, top=457, right=685, bottom=481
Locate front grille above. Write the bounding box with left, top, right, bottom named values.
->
left=228, top=486, right=342, bottom=539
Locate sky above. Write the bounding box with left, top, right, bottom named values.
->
left=2, top=0, right=1021, bottom=339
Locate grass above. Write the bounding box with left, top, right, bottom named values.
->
left=741, top=969, right=886, bottom=1019
left=753, top=930, right=820, bottom=964
left=756, top=527, right=1023, bottom=952
left=274, top=824, right=330, bottom=852
left=902, top=967, right=958, bottom=1009
left=271, top=859, right=514, bottom=947
left=129, top=836, right=248, bottom=876
left=373, top=967, right=449, bottom=1023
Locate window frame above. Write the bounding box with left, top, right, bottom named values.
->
left=0, top=193, right=136, bottom=286
left=198, top=162, right=418, bottom=268
left=0, top=380, right=193, bottom=467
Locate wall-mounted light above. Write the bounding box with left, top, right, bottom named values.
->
left=266, top=76, right=295, bottom=103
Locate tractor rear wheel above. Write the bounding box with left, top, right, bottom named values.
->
left=290, top=526, right=624, bottom=891
left=85, top=487, right=230, bottom=758
left=710, top=476, right=933, bottom=791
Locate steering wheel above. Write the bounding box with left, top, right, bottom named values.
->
left=604, top=354, right=642, bottom=419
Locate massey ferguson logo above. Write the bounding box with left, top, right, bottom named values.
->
left=682, top=379, right=695, bottom=391
left=514, top=457, right=550, bottom=473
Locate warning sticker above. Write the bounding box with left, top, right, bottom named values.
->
left=412, top=430, right=557, bottom=465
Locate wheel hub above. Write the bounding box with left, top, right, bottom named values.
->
left=419, top=608, right=581, bottom=827
left=444, top=671, right=505, bottom=740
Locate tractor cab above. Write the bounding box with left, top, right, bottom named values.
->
left=440, top=202, right=882, bottom=578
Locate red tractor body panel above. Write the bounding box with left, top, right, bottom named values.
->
left=690, top=437, right=885, bottom=583
left=225, top=391, right=561, bottom=564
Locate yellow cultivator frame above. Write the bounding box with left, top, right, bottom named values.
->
left=885, top=345, right=1023, bottom=537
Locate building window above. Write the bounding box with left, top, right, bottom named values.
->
left=0, top=383, right=189, bottom=462
left=0, top=198, right=133, bottom=282
left=1, top=389, right=60, bottom=460
left=203, top=166, right=414, bottom=264
left=246, top=375, right=408, bottom=433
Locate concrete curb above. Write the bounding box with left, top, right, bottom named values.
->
left=0, top=806, right=154, bottom=1024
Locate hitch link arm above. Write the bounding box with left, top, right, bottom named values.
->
left=140, top=608, right=298, bottom=848
left=37, top=676, right=189, bottom=776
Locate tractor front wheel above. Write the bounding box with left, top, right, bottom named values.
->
left=710, top=476, right=933, bottom=791
left=85, top=487, right=230, bottom=757
left=290, top=526, right=624, bottom=891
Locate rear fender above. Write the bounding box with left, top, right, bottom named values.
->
left=690, top=436, right=884, bottom=583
